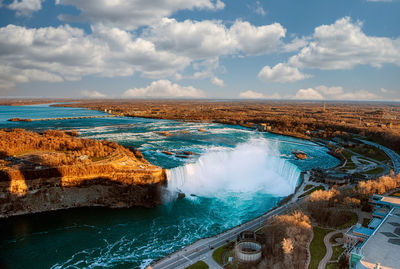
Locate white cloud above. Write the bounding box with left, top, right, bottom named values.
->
left=211, top=77, right=224, bottom=87
left=294, top=88, right=324, bottom=100
left=81, top=90, right=106, bottom=98
left=56, top=0, right=225, bottom=30
left=258, top=63, right=311, bottom=83
left=0, top=17, right=287, bottom=89
left=288, top=17, right=400, bottom=70
left=239, top=90, right=266, bottom=99
left=380, top=87, right=389, bottom=93
left=0, top=65, right=63, bottom=89
left=123, top=80, right=206, bottom=98
left=293, top=85, right=380, bottom=100
left=259, top=17, right=400, bottom=83
left=331, top=90, right=379, bottom=100
left=239, top=90, right=281, bottom=99
left=0, top=24, right=190, bottom=88
left=248, top=1, right=266, bottom=16
left=146, top=18, right=286, bottom=58
left=7, top=0, right=43, bottom=16
left=315, top=85, right=343, bottom=95
left=283, top=37, right=308, bottom=52
left=229, top=20, right=285, bottom=55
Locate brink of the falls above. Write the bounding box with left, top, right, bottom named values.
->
left=166, top=138, right=301, bottom=198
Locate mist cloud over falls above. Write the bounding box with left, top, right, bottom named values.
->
left=167, top=138, right=300, bottom=198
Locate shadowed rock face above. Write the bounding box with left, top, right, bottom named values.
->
left=0, top=129, right=166, bottom=218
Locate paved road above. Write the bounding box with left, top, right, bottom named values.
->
left=358, top=139, right=400, bottom=175
left=150, top=204, right=289, bottom=269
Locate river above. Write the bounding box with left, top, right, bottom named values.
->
left=0, top=104, right=339, bottom=268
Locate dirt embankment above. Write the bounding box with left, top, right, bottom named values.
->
left=0, top=129, right=166, bottom=217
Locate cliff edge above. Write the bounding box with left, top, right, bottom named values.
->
left=0, top=129, right=166, bottom=217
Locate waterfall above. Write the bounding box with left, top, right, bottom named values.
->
left=166, top=138, right=300, bottom=198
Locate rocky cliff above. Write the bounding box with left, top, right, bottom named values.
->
left=0, top=129, right=166, bottom=217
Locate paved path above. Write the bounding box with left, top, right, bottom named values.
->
left=318, top=209, right=369, bottom=269
left=318, top=230, right=346, bottom=269
left=358, top=139, right=400, bottom=175
left=150, top=204, right=290, bottom=269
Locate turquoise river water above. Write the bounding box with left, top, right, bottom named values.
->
left=0, top=104, right=339, bottom=268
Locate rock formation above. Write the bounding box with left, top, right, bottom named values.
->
left=0, top=129, right=166, bottom=217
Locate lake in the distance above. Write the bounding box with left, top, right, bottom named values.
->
left=0, top=104, right=339, bottom=269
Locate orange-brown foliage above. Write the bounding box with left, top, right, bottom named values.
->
left=0, top=129, right=138, bottom=166
left=262, top=211, right=312, bottom=268
left=357, top=173, right=400, bottom=196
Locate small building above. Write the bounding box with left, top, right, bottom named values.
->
left=344, top=224, right=373, bottom=249
left=234, top=231, right=262, bottom=265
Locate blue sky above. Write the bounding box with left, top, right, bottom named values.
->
left=0, top=0, right=399, bottom=100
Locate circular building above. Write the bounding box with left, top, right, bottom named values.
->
left=235, top=240, right=262, bottom=264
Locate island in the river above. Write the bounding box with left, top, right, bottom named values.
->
left=0, top=129, right=166, bottom=217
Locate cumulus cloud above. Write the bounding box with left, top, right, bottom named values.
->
left=211, top=77, right=224, bottom=87
left=81, top=90, right=106, bottom=98
left=123, top=80, right=206, bottom=98
left=258, top=63, right=311, bottom=83
left=7, top=0, right=43, bottom=16
left=0, top=24, right=190, bottom=88
left=146, top=18, right=286, bottom=58
left=0, top=17, right=286, bottom=89
left=331, top=90, right=379, bottom=100
left=56, top=0, right=225, bottom=30
left=0, top=65, right=63, bottom=89
left=239, top=90, right=281, bottom=99
left=294, top=88, right=324, bottom=100
left=248, top=1, right=266, bottom=16
left=315, top=85, right=343, bottom=95
left=283, top=37, right=308, bottom=52
left=259, top=17, right=400, bottom=83
left=288, top=17, right=400, bottom=70
left=293, top=85, right=380, bottom=100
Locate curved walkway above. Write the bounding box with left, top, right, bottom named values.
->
left=318, top=209, right=368, bottom=269
left=318, top=230, right=346, bottom=269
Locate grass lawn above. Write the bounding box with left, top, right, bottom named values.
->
left=299, top=186, right=325, bottom=198
left=330, top=245, right=344, bottom=261
left=212, top=243, right=231, bottom=265
left=342, top=150, right=356, bottom=170
left=364, top=167, right=384, bottom=175
left=350, top=145, right=389, bottom=162
left=326, top=262, right=340, bottom=269
left=309, top=227, right=333, bottom=269
left=329, top=232, right=343, bottom=244
left=185, top=261, right=209, bottom=269
left=304, top=184, right=314, bottom=191
left=336, top=212, right=358, bottom=229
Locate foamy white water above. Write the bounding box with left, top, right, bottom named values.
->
left=167, top=138, right=300, bottom=198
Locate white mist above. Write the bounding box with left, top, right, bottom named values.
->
left=167, top=138, right=300, bottom=198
